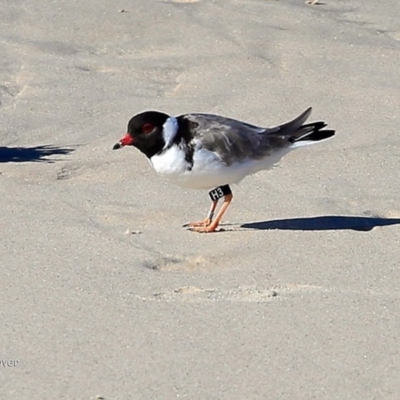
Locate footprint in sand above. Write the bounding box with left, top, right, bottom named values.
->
left=142, top=255, right=211, bottom=272
left=142, top=285, right=281, bottom=303
left=136, top=283, right=394, bottom=303
left=56, top=164, right=81, bottom=180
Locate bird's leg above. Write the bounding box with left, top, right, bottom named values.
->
left=188, top=185, right=233, bottom=233
left=184, top=199, right=219, bottom=227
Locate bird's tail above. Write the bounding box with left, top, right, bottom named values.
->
left=279, top=107, right=335, bottom=148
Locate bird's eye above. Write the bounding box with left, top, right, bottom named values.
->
left=142, top=123, right=154, bottom=134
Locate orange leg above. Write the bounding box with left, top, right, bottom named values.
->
left=188, top=193, right=233, bottom=233
left=183, top=200, right=219, bottom=228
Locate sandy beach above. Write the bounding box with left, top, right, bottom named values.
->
left=1, top=0, right=400, bottom=398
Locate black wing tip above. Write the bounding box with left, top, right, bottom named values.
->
left=289, top=116, right=336, bottom=143
left=321, top=129, right=335, bottom=139
left=293, top=128, right=335, bottom=143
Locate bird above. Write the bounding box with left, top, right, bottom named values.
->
left=113, top=107, right=335, bottom=232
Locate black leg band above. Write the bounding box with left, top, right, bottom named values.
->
left=208, top=185, right=232, bottom=201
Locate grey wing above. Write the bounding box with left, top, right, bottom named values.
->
left=180, top=113, right=289, bottom=165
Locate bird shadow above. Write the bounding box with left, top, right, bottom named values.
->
left=240, top=215, right=400, bottom=232
left=0, top=145, right=74, bottom=163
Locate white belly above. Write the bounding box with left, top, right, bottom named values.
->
left=150, top=146, right=290, bottom=190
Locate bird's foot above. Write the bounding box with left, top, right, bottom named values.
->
left=186, top=221, right=220, bottom=233
left=182, top=218, right=212, bottom=228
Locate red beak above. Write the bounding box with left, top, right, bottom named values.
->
left=113, top=133, right=134, bottom=150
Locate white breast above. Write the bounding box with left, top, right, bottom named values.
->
left=149, top=145, right=247, bottom=190
left=150, top=143, right=291, bottom=190
left=150, top=145, right=191, bottom=178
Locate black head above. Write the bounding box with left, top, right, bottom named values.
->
left=113, top=111, right=170, bottom=158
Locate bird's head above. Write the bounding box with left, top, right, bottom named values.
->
left=113, top=111, right=171, bottom=158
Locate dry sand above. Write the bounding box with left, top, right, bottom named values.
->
left=1, top=0, right=400, bottom=399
